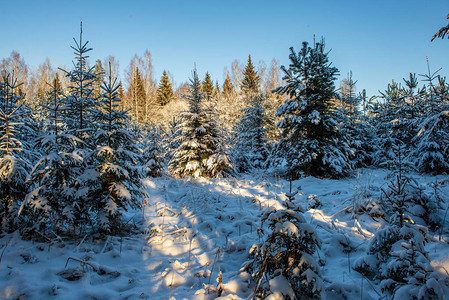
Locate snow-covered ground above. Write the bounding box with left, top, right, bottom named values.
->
left=1, top=168, right=448, bottom=299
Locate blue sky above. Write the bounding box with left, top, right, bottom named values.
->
left=1, top=0, right=448, bottom=97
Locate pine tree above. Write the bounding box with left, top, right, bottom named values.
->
left=169, top=69, right=231, bottom=178
left=156, top=70, right=173, bottom=106
left=241, top=55, right=260, bottom=95
left=273, top=41, right=350, bottom=178
left=202, top=71, right=214, bottom=100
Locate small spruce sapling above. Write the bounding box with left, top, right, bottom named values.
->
left=242, top=187, right=323, bottom=299
left=354, top=142, right=445, bottom=299
left=90, top=62, right=144, bottom=233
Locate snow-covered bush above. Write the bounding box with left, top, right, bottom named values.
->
left=242, top=205, right=323, bottom=299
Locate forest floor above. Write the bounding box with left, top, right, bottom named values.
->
left=1, top=168, right=449, bottom=299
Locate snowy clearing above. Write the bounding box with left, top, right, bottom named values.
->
left=1, top=168, right=448, bottom=299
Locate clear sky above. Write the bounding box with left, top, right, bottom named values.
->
left=1, top=0, right=448, bottom=97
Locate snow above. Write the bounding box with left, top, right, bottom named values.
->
left=269, top=275, right=295, bottom=299
left=1, top=168, right=448, bottom=299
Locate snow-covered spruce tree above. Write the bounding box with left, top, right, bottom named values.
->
left=61, top=22, right=98, bottom=140
left=24, top=75, right=85, bottom=233
left=0, top=73, right=32, bottom=232
left=371, top=75, right=425, bottom=168
left=411, top=72, right=449, bottom=174
left=273, top=41, right=351, bottom=178
left=242, top=201, right=323, bottom=299
left=337, top=72, right=372, bottom=167
left=163, top=116, right=182, bottom=162
left=25, top=25, right=128, bottom=234
left=55, top=24, right=99, bottom=231
left=354, top=143, right=444, bottom=299
left=370, top=81, right=404, bottom=167
left=381, top=143, right=440, bottom=229
left=169, top=69, right=232, bottom=178
left=233, top=93, right=269, bottom=172
left=89, top=63, right=144, bottom=233
left=354, top=223, right=444, bottom=299
left=142, top=124, right=164, bottom=177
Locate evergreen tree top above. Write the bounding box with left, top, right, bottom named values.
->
left=202, top=71, right=214, bottom=100
left=276, top=41, right=338, bottom=104
left=156, top=70, right=174, bottom=106
left=187, top=68, right=202, bottom=113
left=241, top=55, right=260, bottom=95
left=222, top=73, right=234, bottom=97
left=61, top=23, right=99, bottom=134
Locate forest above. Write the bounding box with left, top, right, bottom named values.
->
left=0, top=19, right=448, bottom=300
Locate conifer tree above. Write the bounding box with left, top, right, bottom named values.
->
left=354, top=144, right=444, bottom=299
left=273, top=41, right=350, bottom=178
left=130, top=67, right=147, bottom=123
left=90, top=63, right=143, bottom=231
left=243, top=201, right=323, bottom=299
left=156, top=70, right=174, bottom=106
left=0, top=73, right=31, bottom=231
left=142, top=125, right=164, bottom=177
left=412, top=71, right=449, bottom=174
left=61, top=22, right=98, bottom=139
left=214, top=80, right=220, bottom=96
left=241, top=55, right=260, bottom=95
left=337, top=72, right=372, bottom=167
left=431, top=14, right=449, bottom=41
left=42, top=76, right=64, bottom=135
left=233, top=93, right=268, bottom=171
left=118, top=81, right=125, bottom=111
left=222, top=73, right=234, bottom=98
left=25, top=89, right=82, bottom=232
left=93, top=59, right=105, bottom=97
left=170, top=69, right=232, bottom=178
left=202, top=71, right=214, bottom=100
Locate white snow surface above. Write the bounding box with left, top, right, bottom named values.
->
left=1, top=168, right=448, bottom=299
